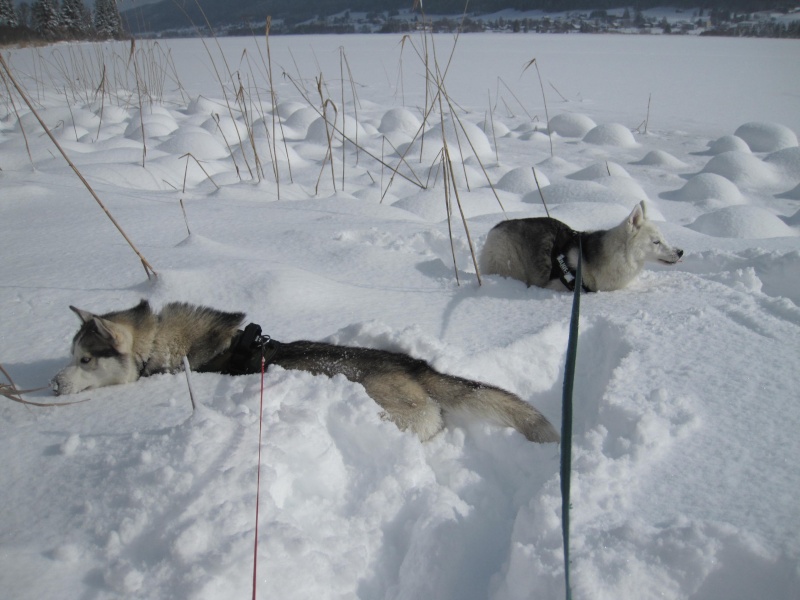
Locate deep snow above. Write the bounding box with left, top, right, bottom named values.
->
left=1, top=34, right=799, bottom=600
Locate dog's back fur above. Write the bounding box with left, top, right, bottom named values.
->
left=53, top=301, right=559, bottom=444
left=480, top=201, right=683, bottom=292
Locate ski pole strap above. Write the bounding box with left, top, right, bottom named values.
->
left=560, top=236, right=581, bottom=600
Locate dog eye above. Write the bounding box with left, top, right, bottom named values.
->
left=653, top=240, right=661, bottom=245
left=80, top=357, right=92, bottom=364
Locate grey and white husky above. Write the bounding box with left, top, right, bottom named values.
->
left=480, top=201, right=683, bottom=292
left=52, top=300, right=559, bottom=443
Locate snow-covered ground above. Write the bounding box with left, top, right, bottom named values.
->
left=1, top=34, right=798, bottom=600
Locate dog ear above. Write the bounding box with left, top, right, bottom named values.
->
left=627, top=202, right=646, bottom=230
left=90, top=316, right=132, bottom=352
left=69, top=306, right=96, bottom=324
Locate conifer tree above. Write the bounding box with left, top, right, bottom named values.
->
left=61, top=0, right=89, bottom=37
left=94, top=0, right=121, bottom=39
left=0, top=0, right=20, bottom=27
left=32, top=0, right=60, bottom=37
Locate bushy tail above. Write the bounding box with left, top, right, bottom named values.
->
left=423, top=371, right=560, bottom=443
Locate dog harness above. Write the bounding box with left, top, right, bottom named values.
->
left=551, top=228, right=591, bottom=293
left=226, top=323, right=280, bottom=375
left=193, top=322, right=280, bottom=376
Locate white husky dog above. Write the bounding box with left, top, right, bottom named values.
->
left=480, top=201, right=683, bottom=292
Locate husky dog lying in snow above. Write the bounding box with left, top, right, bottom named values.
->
left=52, top=301, right=559, bottom=444
left=480, top=201, right=683, bottom=292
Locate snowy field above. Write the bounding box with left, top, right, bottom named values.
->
left=1, top=33, right=799, bottom=599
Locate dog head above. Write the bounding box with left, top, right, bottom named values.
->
left=626, top=201, right=684, bottom=265
left=51, top=306, right=140, bottom=395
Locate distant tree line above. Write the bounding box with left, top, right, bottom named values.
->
left=0, top=0, right=124, bottom=44
left=120, top=0, right=799, bottom=36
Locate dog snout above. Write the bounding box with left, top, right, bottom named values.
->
left=676, top=248, right=684, bottom=259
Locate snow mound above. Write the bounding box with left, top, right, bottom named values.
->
left=124, top=113, right=179, bottom=140
left=632, top=150, right=688, bottom=168
left=537, top=156, right=579, bottom=177
left=686, top=206, right=797, bottom=238
left=776, top=182, right=800, bottom=200
left=548, top=113, right=597, bottom=138
left=568, top=161, right=631, bottom=180
left=187, top=96, right=225, bottom=115
left=279, top=107, right=320, bottom=139
left=781, top=209, right=800, bottom=226
left=158, top=128, right=229, bottom=160
left=495, top=166, right=550, bottom=194
left=91, top=104, right=129, bottom=125
left=392, top=188, right=503, bottom=221
left=399, top=118, right=493, bottom=162
left=764, top=146, right=800, bottom=179
left=306, top=115, right=368, bottom=145
left=275, top=101, right=306, bottom=119
left=663, top=173, right=746, bottom=206
left=704, top=135, right=751, bottom=155
left=480, top=117, right=511, bottom=138
left=583, top=123, right=638, bottom=147
left=700, top=151, right=780, bottom=188
left=16, top=106, right=76, bottom=132
left=378, top=107, right=422, bottom=137
left=598, top=176, right=651, bottom=203
left=548, top=202, right=632, bottom=230
left=734, top=122, right=798, bottom=152
left=201, top=115, right=248, bottom=141
left=529, top=179, right=628, bottom=208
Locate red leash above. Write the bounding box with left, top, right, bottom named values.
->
left=252, top=354, right=267, bottom=600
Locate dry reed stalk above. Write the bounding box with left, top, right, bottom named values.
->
left=231, top=69, right=255, bottom=180
left=315, top=75, right=338, bottom=195
left=64, top=88, right=80, bottom=141
left=395, top=36, right=409, bottom=106
left=93, top=65, right=107, bottom=143
left=248, top=16, right=288, bottom=191
left=341, top=49, right=362, bottom=162
left=129, top=40, right=147, bottom=167
left=283, top=72, right=424, bottom=192
left=522, top=58, right=553, bottom=157
left=441, top=156, right=460, bottom=286
left=340, top=48, right=347, bottom=189
left=181, top=356, right=197, bottom=412
left=246, top=76, right=267, bottom=182
left=417, top=2, right=484, bottom=285
left=444, top=146, right=482, bottom=285
left=425, top=148, right=445, bottom=189
left=431, top=77, right=506, bottom=213
left=1, top=363, right=87, bottom=407
left=179, top=198, right=191, bottom=236
left=180, top=152, right=219, bottom=191
left=501, top=97, right=515, bottom=118
left=213, top=112, right=242, bottom=181
left=251, top=82, right=281, bottom=187
left=636, top=94, right=652, bottom=134
left=175, top=0, right=253, bottom=180
left=265, top=17, right=293, bottom=190
left=533, top=167, right=550, bottom=218
left=496, top=77, right=533, bottom=120
left=0, top=53, right=158, bottom=281
left=156, top=43, right=188, bottom=104
left=288, top=48, right=309, bottom=98
left=549, top=81, right=568, bottom=102
left=381, top=136, right=386, bottom=197
left=0, top=66, right=34, bottom=166
left=487, top=91, right=499, bottom=164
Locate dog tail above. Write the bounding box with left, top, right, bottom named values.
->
left=423, top=371, right=560, bottom=443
